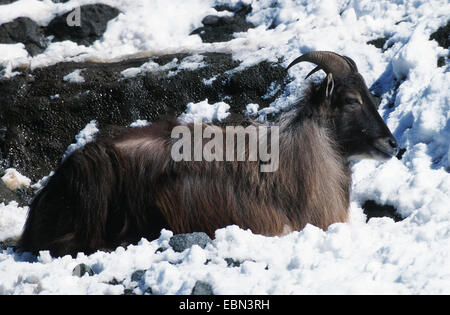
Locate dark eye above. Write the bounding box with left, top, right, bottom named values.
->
left=344, top=97, right=360, bottom=105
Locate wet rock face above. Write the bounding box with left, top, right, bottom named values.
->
left=45, top=4, right=121, bottom=46
left=0, top=52, right=288, bottom=183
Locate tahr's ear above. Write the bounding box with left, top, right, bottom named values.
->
left=326, top=73, right=334, bottom=99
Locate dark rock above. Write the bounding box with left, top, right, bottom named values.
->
left=202, top=15, right=221, bottom=26
left=367, top=37, right=394, bottom=52
left=0, top=52, right=288, bottom=183
left=430, top=20, right=450, bottom=49
left=0, top=126, right=6, bottom=159
left=123, top=288, right=135, bottom=295
left=430, top=21, right=449, bottom=67
left=155, top=247, right=165, bottom=253
left=223, top=60, right=288, bottom=116
left=0, top=17, right=47, bottom=56
left=45, top=4, right=120, bottom=46
left=430, top=20, right=450, bottom=67
left=362, top=200, right=403, bottom=222
left=72, top=263, right=94, bottom=277
left=0, top=178, right=32, bottom=206
left=367, top=37, right=387, bottom=49
left=169, top=232, right=212, bottom=253
left=437, top=56, right=446, bottom=67
left=396, top=148, right=407, bottom=160
left=224, top=257, right=242, bottom=267
left=108, top=277, right=122, bottom=285
left=191, top=4, right=254, bottom=43
left=191, top=280, right=213, bottom=295
left=144, top=287, right=152, bottom=294
left=0, top=180, right=17, bottom=204
left=13, top=187, right=34, bottom=206
left=225, top=257, right=256, bottom=268
left=0, top=237, right=18, bottom=250
left=131, top=270, right=146, bottom=282
left=0, top=0, right=18, bottom=5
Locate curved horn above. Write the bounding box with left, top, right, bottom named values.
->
left=286, top=51, right=355, bottom=78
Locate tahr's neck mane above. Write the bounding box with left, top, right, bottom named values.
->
left=270, top=107, right=350, bottom=230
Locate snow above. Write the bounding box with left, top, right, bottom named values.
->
left=30, top=171, right=54, bottom=192
left=61, top=120, right=99, bottom=161
left=129, top=119, right=151, bottom=128
left=0, top=0, right=219, bottom=74
left=0, top=0, right=450, bottom=295
left=0, top=202, right=28, bottom=241
left=244, top=103, right=260, bottom=116
left=120, top=54, right=206, bottom=79
left=179, top=99, right=231, bottom=123
left=203, top=75, right=218, bottom=86
left=1, top=169, right=31, bottom=191
left=63, top=69, right=86, bottom=83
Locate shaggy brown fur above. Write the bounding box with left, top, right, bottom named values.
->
left=20, top=65, right=396, bottom=257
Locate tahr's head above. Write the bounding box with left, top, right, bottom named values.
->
left=288, top=51, right=398, bottom=161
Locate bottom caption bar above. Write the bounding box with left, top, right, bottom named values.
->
left=179, top=298, right=271, bottom=312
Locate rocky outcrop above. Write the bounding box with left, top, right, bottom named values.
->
left=45, top=4, right=121, bottom=46
left=0, top=17, right=47, bottom=56
left=0, top=3, right=121, bottom=56
left=191, top=4, right=255, bottom=43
